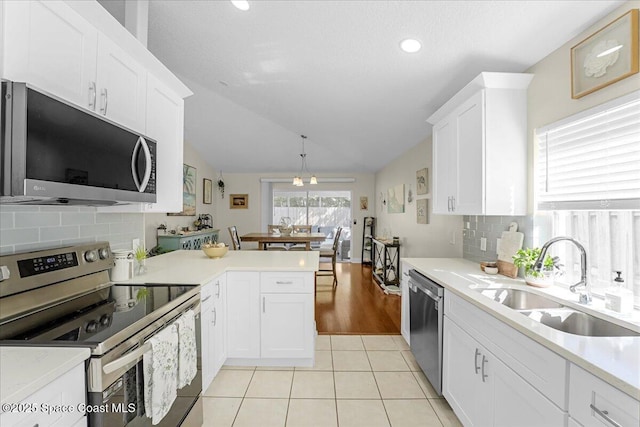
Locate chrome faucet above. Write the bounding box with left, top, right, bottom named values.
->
left=534, top=236, right=591, bottom=304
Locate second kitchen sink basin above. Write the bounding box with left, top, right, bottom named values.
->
left=520, top=308, right=640, bottom=337
left=477, top=288, right=565, bottom=310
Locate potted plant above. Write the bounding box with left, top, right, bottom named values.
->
left=513, top=248, right=563, bottom=288
left=217, top=173, right=225, bottom=198
left=134, top=246, right=147, bottom=276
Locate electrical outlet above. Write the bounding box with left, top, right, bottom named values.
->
left=465, top=221, right=470, bottom=229
left=480, top=237, right=487, bottom=251
left=132, top=238, right=140, bottom=250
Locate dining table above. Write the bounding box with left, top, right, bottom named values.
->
left=240, top=232, right=327, bottom=250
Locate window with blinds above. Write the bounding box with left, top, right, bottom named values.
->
left=535, top=90, right=640, bottom=211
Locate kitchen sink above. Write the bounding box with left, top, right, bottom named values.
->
left=520, top=308, right=640, bottom=337
left=477, top=288, right=565, bottom=310
left=475, top=288, right=639, bottom=337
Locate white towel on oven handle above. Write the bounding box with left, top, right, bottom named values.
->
left=175, top=309, right=197, bottom=388
left=143, top=323, right=179, bottom=425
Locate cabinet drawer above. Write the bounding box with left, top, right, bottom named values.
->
left=569, top=364, right=639, bottom=427
left=200, top=282, right=214, bottom=300
left=260, top=272, right=313, bottom=293
left=445, top=291, right=567, bottom=408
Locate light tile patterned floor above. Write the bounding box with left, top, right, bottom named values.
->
left=201, top=335, right=463, bottom=427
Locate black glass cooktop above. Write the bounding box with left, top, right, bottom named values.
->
left=3, top=284, right=197, bottom=346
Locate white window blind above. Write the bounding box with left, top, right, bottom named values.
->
left=535, top=91, right=640, bottom=210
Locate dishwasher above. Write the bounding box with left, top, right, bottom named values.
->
left=408, top=269, right=444, bottom=396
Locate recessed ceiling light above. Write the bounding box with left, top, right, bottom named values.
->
left=231, top=0, right=250, bottom=11
left=400, top=38, right=422, bottom=53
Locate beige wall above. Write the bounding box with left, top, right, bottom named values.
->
left=144, top=141, right=217, bottom=249
left=374, top=137, right=463, bottom=258
left=214, top=172, right=376, bottom=260
left=526, top=1, right=640, bottom=212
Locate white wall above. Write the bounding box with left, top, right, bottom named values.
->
left=214, top=172, right=375, bottom=259
left=144, top=141, right=217, bottom=250
left=374, top=137, right=463, bottom=258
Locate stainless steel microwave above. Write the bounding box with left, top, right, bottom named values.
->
left=1, top=81, right=156, bottom=206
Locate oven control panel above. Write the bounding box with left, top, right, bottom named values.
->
left=18, top=252, right=79, bottom=277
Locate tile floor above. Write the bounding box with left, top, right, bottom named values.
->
left=200, top=335, right=462, bottom=427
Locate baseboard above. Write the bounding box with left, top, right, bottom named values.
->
left=350, top=258, right=362, bottom=263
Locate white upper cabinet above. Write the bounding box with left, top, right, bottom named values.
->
left=428, top=72, right=533, bottom=216
left=3, top=0, right=98, bottom=108
left=142, top=73, right=184, bottom=212
left=95, top=34, right=147, bottom=132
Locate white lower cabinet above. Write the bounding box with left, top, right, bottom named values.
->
left=0, top=363, right=86, bottom=427
left=444, top=317, right=566, bottom=426
left=568, top=417, right=583, bottom=427
left=226, top=272, right=261, bottom=359
left=201, top=274, right=227, bottom=392
left=400, top=262, right=410, bottom=345
left=261, top=293, right=314, bottom=358
left=569, top=363, right=639, bottom=427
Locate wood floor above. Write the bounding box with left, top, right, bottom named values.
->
left=315, top=263, right=401, bottom=335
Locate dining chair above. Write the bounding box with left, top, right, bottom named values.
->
left=265, top=225, right=287, bottom=250
left=315, top=227, right=342, bottom=287
left=288, top=224, right=313, bottom=250
left=228, top=226, right=242, bottom=250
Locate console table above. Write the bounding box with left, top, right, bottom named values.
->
left=157, top=229, right=220, bottom=251
left=371, top=238, right=401, bottom=295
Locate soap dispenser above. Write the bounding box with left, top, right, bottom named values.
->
left=604, top=271, right=633, bottom=314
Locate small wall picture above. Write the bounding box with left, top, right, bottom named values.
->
left=203, top=178, right=212, bottom=204
left=387, top=184, right=404, bottom=213
left=416, top=168, right=428, bottom=195
left=168, top=164, right=196, bottom=216
left=360, top=196, right=369, bottom=210
left=230, top=194, right=249, bottom=209
left=417, top=199, right=429, bottom=224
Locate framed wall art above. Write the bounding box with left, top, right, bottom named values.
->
left=168, top=164, right=197, bottom=216
left=230, top=194, right=249, bottom=209
left=417, top=199, right=429, bottom=224
left=360, top=196, right=369, bottom=210
left=571, top=9, right=639, bottom=99
left=416, top=168, right=428, bottom=195
left=203, top=178, right=212, bottom=204
left=387, top=184, right=405, bottom=213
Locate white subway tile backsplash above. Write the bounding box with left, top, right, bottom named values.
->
left=80, top=224, right=110, bottom=237
left=15, top=212, right=60, bottom=228
left=0, top=206, right=144, bottom=256
left=1, top=228, right=40, bottom=245
left=462, top=215, right=533, bottom=264
left=61, top=212, right=95, bottom=226
left=0, top=213, right=14, bottom=229
left=40, top=225, right=79, bottom=241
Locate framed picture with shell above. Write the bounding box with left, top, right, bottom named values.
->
left=571, top=9, right=639, bottom=99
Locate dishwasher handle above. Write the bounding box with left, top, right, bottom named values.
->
left=410, top=280, right=441, bottom=302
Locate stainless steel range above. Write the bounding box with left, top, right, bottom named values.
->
left=0, top=242, right=202, bottom=427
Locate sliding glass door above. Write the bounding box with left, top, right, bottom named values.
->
left=273, top=190, right=352, bottom=259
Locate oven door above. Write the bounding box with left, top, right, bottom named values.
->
left=88, top=303, right=202, bottom=427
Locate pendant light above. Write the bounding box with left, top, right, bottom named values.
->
left=292, top=135, right=317, bottom=186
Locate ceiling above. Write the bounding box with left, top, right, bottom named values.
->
left=146, top=0, right=623, bottom=174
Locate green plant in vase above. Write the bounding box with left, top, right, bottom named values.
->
left=134, top=246, right=147, bottom=276
left=513, top=248, right=563, bottom=287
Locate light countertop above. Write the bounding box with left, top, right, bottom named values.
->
left=402, top=257, right=640, bottom=400
left=0, top=347, right=90, bottom=405
left=120, top=249, right=320, bottom=286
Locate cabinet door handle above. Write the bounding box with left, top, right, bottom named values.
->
left=215, top=282, right=220, bottom=297
left=589, top=404, right=622, bottom=427
left=100, top=88, right=108, bottom=115
left=201, top=295, right=212, bottom=303
left=88, top=81, right=96, bottom=110
left=213, top=307, right=217, bottom=326
left=451, top=197, right=456, bottom=212
left=481, top=354, right=488, bottom=382
left=275, top=280, right=293, bottom=285
left=474, top=348, right=481, bottom=374
left=447, top=197, right=451, bottom=212
left=262, top=297, right=266, bottom=313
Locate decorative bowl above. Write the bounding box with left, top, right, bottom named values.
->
left=484, top=266, right=499, bottom=275
left=202, top=245, right=228, bottom=259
